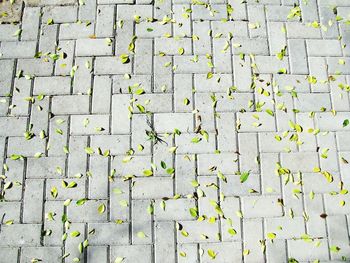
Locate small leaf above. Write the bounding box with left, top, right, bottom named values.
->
left=70, top=231, right=80, bottom=237
left=240, top=171, right=250, bottom=183
left=120, top=54, right=130, bottom=64
left=267, top=232, right=276, bottom=240
left=114, top=257, right=125, bottom=263
left=137, top=231, right=146, bottom=238
left=143, top=169, right=153, bottom=177
left=98, top=203, right=106, bottom=214
left=85, top=147, right=94, bottom=155
left=207, top=249, right=217, bottom=259
left=228, top=228, right=237, bottom=236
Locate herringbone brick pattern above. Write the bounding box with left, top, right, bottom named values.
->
left=0, top=0, right=350, bottom=262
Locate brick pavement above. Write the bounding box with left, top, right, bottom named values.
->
left=0, top=0, right=350, bottom=262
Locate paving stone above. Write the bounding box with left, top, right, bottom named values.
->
left=200, top=242, right=242, bottom=263
left=95, top=56, right=132, bottom=74
left=177, top=220, right=220, bottom=243
left=287, top=239, right=329, bottom=261
left=111, top=245, right=152, bottom=263
left=154, top=198, right=195, bottom=221
left=154, top=113, right=193, bottom=133
left=280, top=152, right=319, bottom=172
left=96, top=5, right=115, bottom=37
left=155, top=221, right=175, bottom=263
left=0, top=248, right=18, bottom=263
left=0, top=117, right=27, bottom=136
left=70, top=114, right=110, bottom=135
left=21, top=7, right=41, bottom=41
left=0, top=224, right=41, bottom=246
left=69, top=200, right=108, bottom=223
left=76, top=38, right=113, bottom=56
left=17, top=58, right=53, bottom=76
left=307, top=39, right=343, bottom=57
left=33, top=76, right=71, bottom=95
left=7, top=137, right=46, bottom=157
left=21, top=247, right=62, bottom=263
left=132, top=177, right=173, bottom=199
left=51, top=95, right=90, bottom=115
left=0, top=41, right=37, bottom=59
left=89, top=223, right=129, bottom=245
left=42, top=6, right=77, bottom=23
left=242, top=195, right=283, bottom=218
left=22, top=179, right=44, bottom=223
left=237, top=112, right=276, bottom=132
left=117, top=5, right=152, bottom=20
left=59, top=23, right=94, bottom=39
left=0, top=24, right=20, bottom=41
left=175, top=132, right=216, bottom=154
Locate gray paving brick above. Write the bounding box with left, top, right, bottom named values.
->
left=0, top=41, right=37, bottom=59
left=51, top=95, right=90, bottom=115
left=69, top=200, right=107, bottom=223
left=242, top=195, right=283, bottom=218
left=0, top=224, right=41, bottom=246
left=17, top=58, right=53, bottom=76
left=95, top=56, right=132, bottom=75
left=21, top=7, right=41, bottom=41
left=0, top=24, right=20, bottom=41
left=307, top=39, right=343, bottom=57
left=59, top=23, right=94, bottom=40
left=111, top=154, right=150, bottom=177
left=76, top=38, right=113, bottom=56
left=7, top=137, right=46, bottom=157
left=0, top=59, right=14, bottom=96
left=21, top=247, right=62, bottom=263
left=34, top=76, right=71, bottom=95
left=70, top=114, right=110, bottom=135
left=42, top=6, right=77, bottom=23
left=96, top=5, right=115, bottom=37
left=22, top=179, right=44, bottom=223
left=39, top=24, right=58, bottom=53
left=132, top=177, right=173, bottom=199
left=287, top=239, right=329, bottom=261
left=89, top=223, right=129, bottom=245
left=111, top=245, right=152, bottom=263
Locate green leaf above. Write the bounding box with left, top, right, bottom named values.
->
left=343, top=119, right=349, bottom=127
left=267, top=232, right=276, bottom=240
left=85, top=147, right=94, bottom=155
left=189, top=207, right=198, bottom=218
left=240, top=171, right=250, bottom=183
left=137, top=231, right=146, bottom=238
left=207, top=249, right=217, bottom=259
left=76, top=198, right=87, bottom=206
left=135, top=88, right=145, bottom=95
left=70, top=231, right=80, bottom=237
left=51, top=187, right=58, bottom=199
left=120, top=54, right=130, bottom=64
left=228, top=228, right=237, bottom=236
left=47, top=18, right=54, bottom=25
left=160, top=161, right=167, bottom=169
left=330, top=245, right=340, bottom=253
left=143, top=169, right=153, bottom=177
left=10, top=154, right=24, bottom=160
left=67, top=181, right=77, bottom=188
left=114, top=257, right=125, bottom=263
left=98, top=203, right=106, bottom=214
